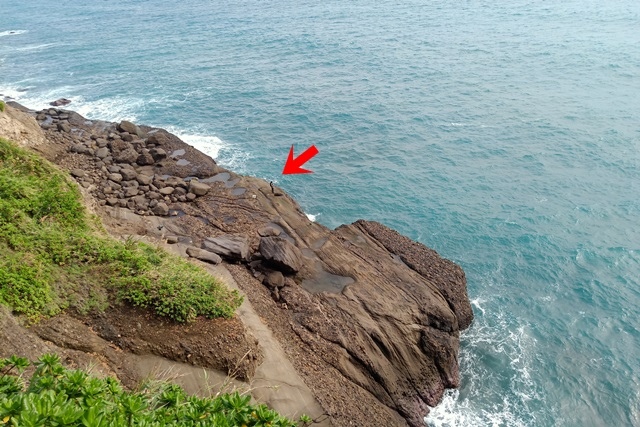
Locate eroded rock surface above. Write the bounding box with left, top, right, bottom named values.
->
left=0, top=103, right=474, bottom=427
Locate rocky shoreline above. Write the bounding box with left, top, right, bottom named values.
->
left=1, top=101, right=473, bottom=427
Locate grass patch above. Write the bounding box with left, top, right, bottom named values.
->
left=0, top=137, right=242, bottom=322
left=0, top=101, right=5, bottom=113
left=0, top=354, right=304, bottom=427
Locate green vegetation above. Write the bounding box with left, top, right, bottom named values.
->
left=0, top=137, right=242, bottom=322
left=0, top=101, right=5, bottom=113
left=0, top=354, right=300, bottom=427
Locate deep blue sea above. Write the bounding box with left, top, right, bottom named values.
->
left=2, top=1, right=639, bottom=425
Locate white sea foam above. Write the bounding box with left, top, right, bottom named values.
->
left=164, top=127, right=227, bottom=160
left=0, top=85, right=84, bottom=111
left=15, top=43, right=58, bottom=52
left=305, top=213, right=319, bottom=222
left=0, top=30, right=28, bottom=37
left=73, top=96, right=145, bottom=123
left=470, top=298, right=485, bottom=316
left=162, top=126, right=251, bottom=172
left=425, top=294, right=540, bottom=427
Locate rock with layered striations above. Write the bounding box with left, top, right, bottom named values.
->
left=202, top=234, right=250, bottom=262
left=2, top=103, right=473, bottom=427
left=258, top=237, right=303, bottom=275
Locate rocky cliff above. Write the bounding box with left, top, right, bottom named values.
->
left=1, top=102, right=473, bottom=426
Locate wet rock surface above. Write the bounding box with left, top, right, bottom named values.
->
left=2, top=103, right=473, bottom=427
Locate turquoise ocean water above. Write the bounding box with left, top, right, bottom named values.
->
left=2, top=1, right=639, bottom=425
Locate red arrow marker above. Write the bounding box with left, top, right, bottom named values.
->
left=282, top=144, right=319, bottom=174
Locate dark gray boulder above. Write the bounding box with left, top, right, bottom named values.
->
left=258, top=237, right=303, bottom=275
left=114, top=148, right=138, bottom=164
left=202, top=234, right=250, bottom=262
left=136, top=151, right=154, bottom=166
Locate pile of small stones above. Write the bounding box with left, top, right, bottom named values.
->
left=35, top=109, right=210, bottom=217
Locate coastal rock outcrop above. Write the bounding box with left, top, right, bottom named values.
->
left=1, top=103, right=473, bottom=427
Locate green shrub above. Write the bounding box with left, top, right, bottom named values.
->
left=0, top=101, right=5, bottom=112
left=0, top=354, right=297, bottom=426
left=0, top=137, right=242, bottom=321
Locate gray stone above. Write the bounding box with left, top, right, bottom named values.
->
left=174, top=187, right=187, bottom=197
left=121, top=133, right=135, bottom=142
left=202, top=234, right=250, bottom=262
left=188, top=181, right=210, bottom=196
left=166, top=176, right=187, bottom=189
left=258, top=226, right=281, bottom=237
left=50, top=98, right=71, bottom=107
left=106, top=198, right=119, bottom=206
left=258, top=237, right=303, bottom=274
left=114, top=147, right=139, bottom=164
left=124, top=187, right=139, bottom=198
left=151, top=202, right=169, bottom=216
left=186, top=193, right=197, bottom=202
left=96, top=147, right=110, bottom=159
left=57, top=122, right=71, bottom=133
left=147, top=192, right=161, bottom=200
left=136, top=174, right=152, bottom=186
left=70, top=169, right=85, bottom=178
left=263, top=271, right=285, bottom=289
left=109, top=139, right=131, bottom=152
left=146, top=133, right=169, bottom=145
left=132, top=195, right=148, bottom=208
left=107, top=165, right=121, bottom=173
left=120, top=169, right=137, bottom=181
left=70, top=144, right=92, bottom=155
left=186, top=247, right=222, bottom=265
left=96, top=138, right=108, bottom=148
left=166, top=236, right=179, bottom=244
left=118, top=120, right=144, bottom=137
left=159, top=186, right=175, bottom=196
left=108, top=173, right=123, bottom=183
left=150, top=147, right=167, bottom=161
left=136, top=152, right=154, bottom=166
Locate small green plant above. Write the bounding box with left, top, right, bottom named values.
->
left=0, top=354, right=298, bottom=426
left=0, top=101, right=5, bottom=112
left=0, top=137, right=242, bottom=322
left=298, top=414, right=313, bottom=426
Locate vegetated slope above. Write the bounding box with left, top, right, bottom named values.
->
left=0, top=137, right=242, bottom=322
left=0, top=353, right=301, bottom=426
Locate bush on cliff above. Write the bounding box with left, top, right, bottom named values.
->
left=0, top=137, right=242, bottom=322
left=0, top=354, right=298, bottom=427
left=0, top=101, right=6, bottom=112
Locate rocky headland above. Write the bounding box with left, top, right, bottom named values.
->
left=0, top=101, right=473, bottom=426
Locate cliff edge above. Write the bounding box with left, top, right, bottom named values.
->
left=0, top=102, right=473, bottom=426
